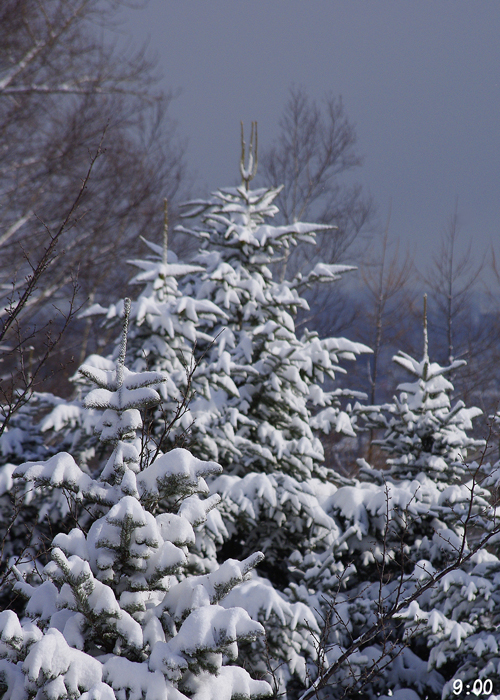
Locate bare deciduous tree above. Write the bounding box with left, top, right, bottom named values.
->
left=360, top=207, right=414, bottom=407
left=0, top=0, right=189, bottom=376
left=259, top=85, right=374, bottom=281
left=0, top=137, right=105, bottom=437
left=418, top=204, right=499, bottom=414
left=421, top=203, right=483, bottom=366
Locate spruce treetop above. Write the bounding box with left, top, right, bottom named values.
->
left=375, top=353, right=483, bottom=484
left=360, top=299, right=484, bottom=484
left=175, top=124, right=369, bottom=479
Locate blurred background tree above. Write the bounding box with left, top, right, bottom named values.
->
left=259, top=86, right=374, bottom=276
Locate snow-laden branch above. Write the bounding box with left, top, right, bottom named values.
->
left=0, top=42, right=43, bottom=92
left=2, top=83, right=155, bottom=99
left=0, top=211, right=32, bottom=248
left=0, top=0, right=86, bottom=93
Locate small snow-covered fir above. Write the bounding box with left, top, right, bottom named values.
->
left=359, top=304, right=484, bottom=484
left=323, top=316, right=497, bottom=699
left=1, top=301, right=273, bottom=700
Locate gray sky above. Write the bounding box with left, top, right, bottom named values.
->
left=122, top=1, right=500, bottom=271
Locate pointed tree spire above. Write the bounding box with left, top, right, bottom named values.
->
left=162, top=198, right=169, bottom=266
left=117, top=297, right=131, bottom=389
left=423, top=292, right=429, bottom=380
left=423, top=293, right=428, bottom=359
left=240, top=121, right=258, bottom=190
left=365, top=313, right=484, bottom=484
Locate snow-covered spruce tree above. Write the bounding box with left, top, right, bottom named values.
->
left=309, top=308, right=496, bottom=698
left=383, top=348, right=500, bottom=700
left=0, top=395, right=80, bottom=617
left=407, top=407, right=500, bottom=699
left=177, top=126, right=368, bottom=480
left=0, top=300, right=272, bottom=700
left=362, top=325, right=484, bottom=485
left=174, top=123, right=368, bottom=551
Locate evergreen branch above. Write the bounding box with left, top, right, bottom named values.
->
left=299, top=449, right=500, bottom=700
